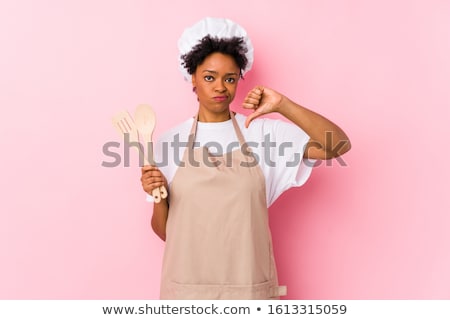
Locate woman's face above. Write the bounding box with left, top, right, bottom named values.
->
left=192, top=52, right=240, bottom=118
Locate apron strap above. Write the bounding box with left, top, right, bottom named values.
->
left=270, top=285, right=287, bottom=298
left=229, top=111, right=246, bottom=147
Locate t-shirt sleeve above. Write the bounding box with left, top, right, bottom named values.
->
left=260, top=119, right=314, bottom=206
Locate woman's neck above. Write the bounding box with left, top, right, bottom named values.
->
left=197, top=108, right=231, bottom=122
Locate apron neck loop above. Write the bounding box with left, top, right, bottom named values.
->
left=188, top=110, right=246, bottom=149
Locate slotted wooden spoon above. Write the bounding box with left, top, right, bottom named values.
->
left=134, top=104, right=168, bottom=200
left=112, top=110, right=162, bottom=203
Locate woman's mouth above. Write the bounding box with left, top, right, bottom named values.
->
left=213, top=96, right=227, bottom=102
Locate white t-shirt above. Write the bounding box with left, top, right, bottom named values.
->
left=147, top=113, right=314, bottom=207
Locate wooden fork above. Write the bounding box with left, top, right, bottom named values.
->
left=112, top=110, right=162, bottom=203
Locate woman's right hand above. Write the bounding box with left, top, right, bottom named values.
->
left=140, top=165, right=168, bottom=196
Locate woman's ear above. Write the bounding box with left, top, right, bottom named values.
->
left=191, top=74, right=197, bottom=92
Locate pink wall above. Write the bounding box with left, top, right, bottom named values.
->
left=1, top=0, right=449, bottom=299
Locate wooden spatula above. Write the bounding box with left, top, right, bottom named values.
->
left=134, top=104, right=168, bottom=200
left=112, top=110, right=162, bottom=203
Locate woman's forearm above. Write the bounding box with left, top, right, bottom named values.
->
left=151, top=199, right=169, bottom=241
left=277, top=97, right=351, bottom=159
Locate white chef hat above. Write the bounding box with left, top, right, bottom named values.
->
left=177, top=17, right=254, bottom=81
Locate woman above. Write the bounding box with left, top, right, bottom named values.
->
left=141, top=17, right=351, bottom=299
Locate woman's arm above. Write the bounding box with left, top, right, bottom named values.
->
left=243, top=86, right=351, bottom=160
left=151, top=199, right=169, bottom=241
left=141, top=165, right=169, bottom=241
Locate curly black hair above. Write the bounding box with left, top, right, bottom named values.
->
left=181, top=35, right=248, bottom=78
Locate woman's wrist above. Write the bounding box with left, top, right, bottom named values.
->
left=276, top=95, right=297, bottom=115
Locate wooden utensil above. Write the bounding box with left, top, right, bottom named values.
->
left=134, top=104, right=168, bottom=200
left=112, top=110, right=162, bottom=203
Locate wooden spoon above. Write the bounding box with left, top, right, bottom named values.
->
left=134, top=104, right=168, bottom=200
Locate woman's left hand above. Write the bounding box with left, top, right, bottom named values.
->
left=242, top=86, right=285, bottom=128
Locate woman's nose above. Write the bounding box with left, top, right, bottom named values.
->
left=214, top=81, right=226, bottom=92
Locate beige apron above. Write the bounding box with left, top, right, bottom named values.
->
left=160, top=111, right=286, bottom=299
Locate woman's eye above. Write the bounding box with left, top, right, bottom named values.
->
left=226, top=78, right=236, bottom=83
left=204, top=75, right=214, bottom=81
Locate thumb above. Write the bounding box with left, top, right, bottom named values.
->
left=245, top=109, right=263, bottom=128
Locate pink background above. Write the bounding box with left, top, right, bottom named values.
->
left=1, top=0, right=449, bottom=299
